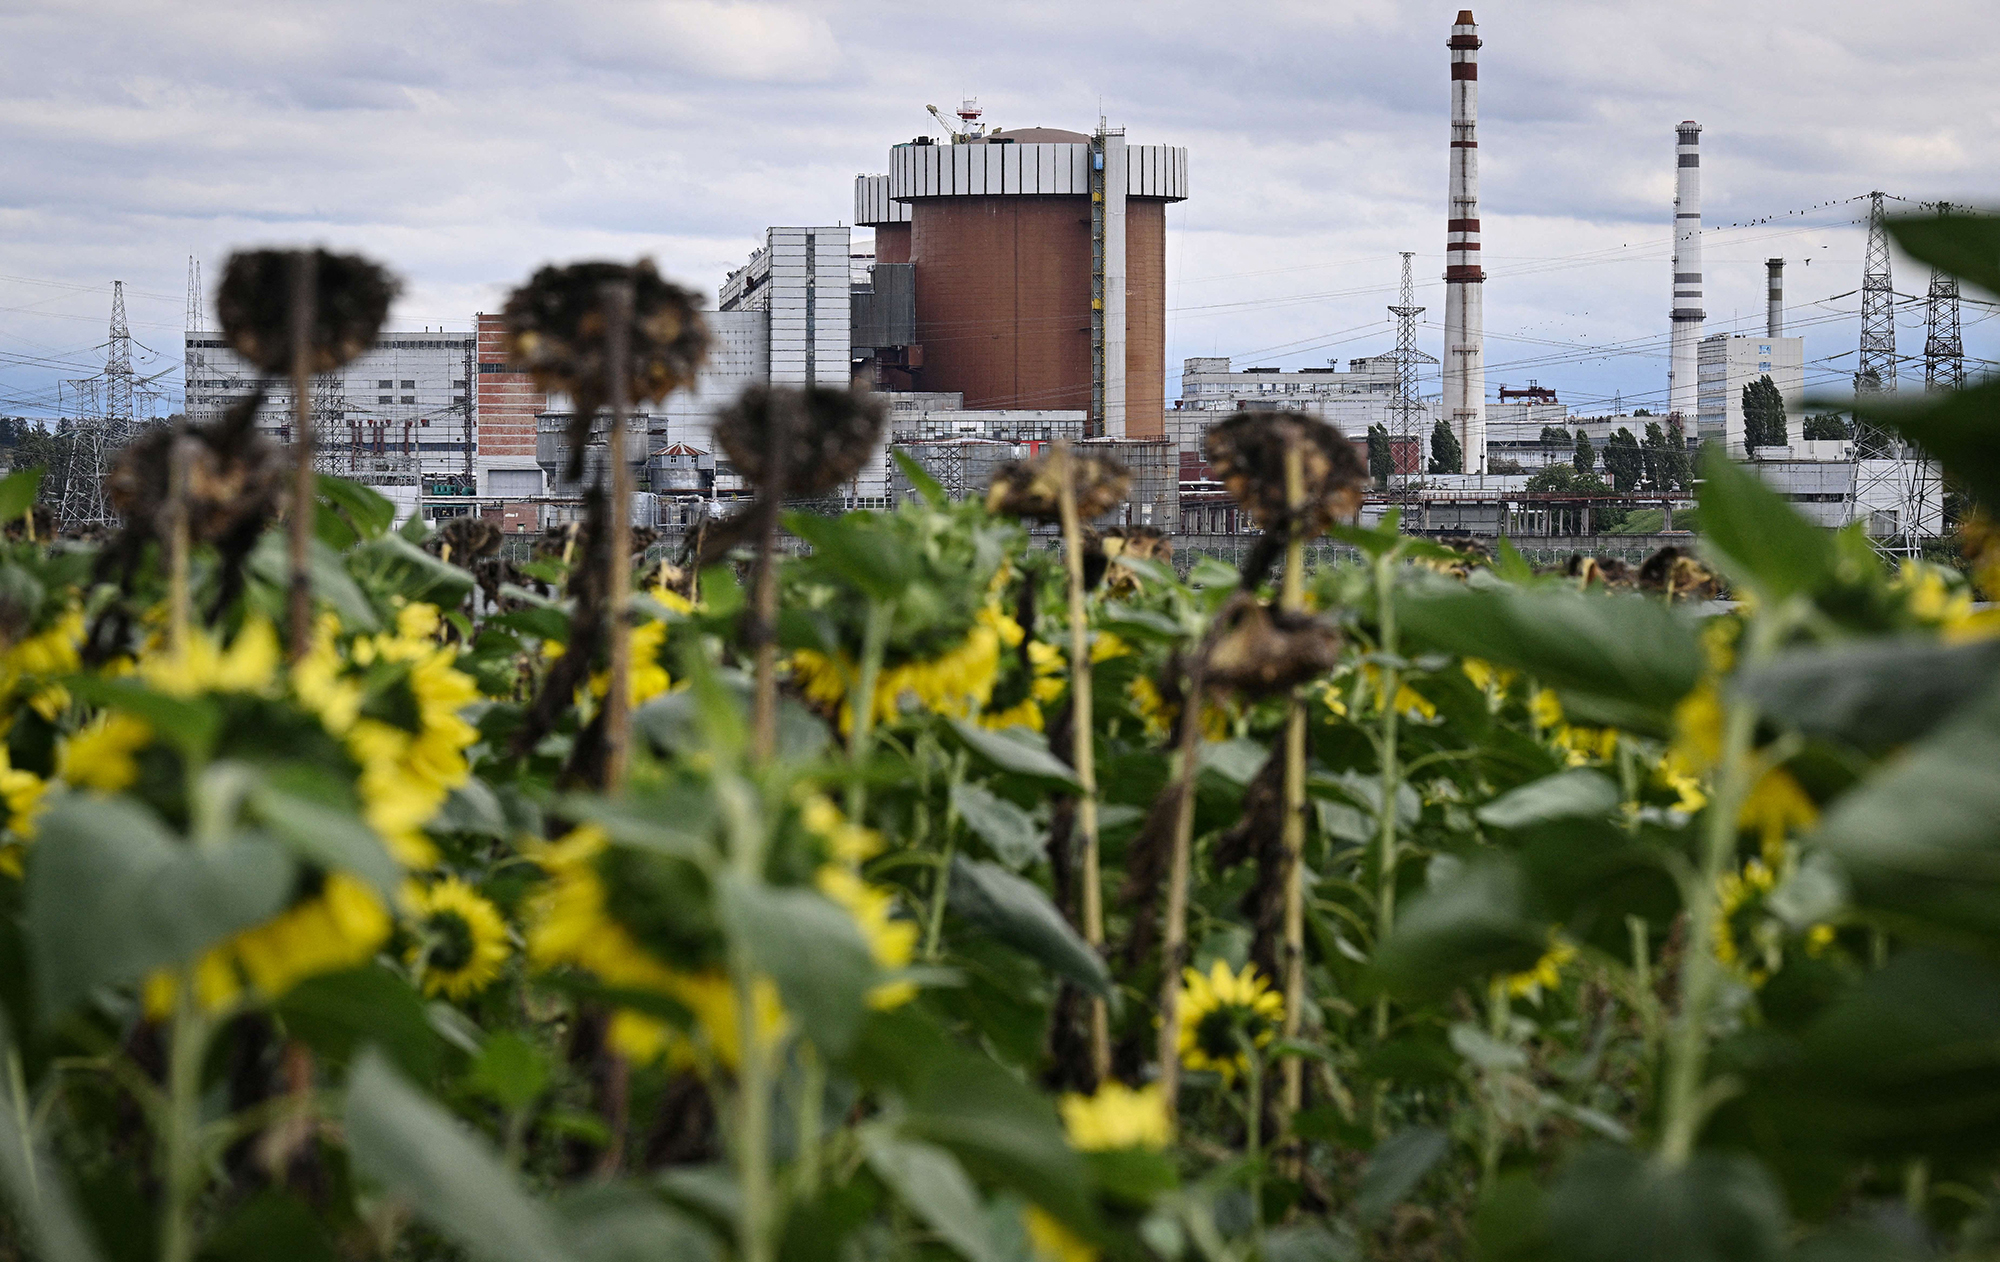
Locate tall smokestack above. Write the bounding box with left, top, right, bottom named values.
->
left=1765, top=257, right=1784, bottom=338
left=1443, top=9, right=1485, bottom=474
left=1667, top=120, right=1704, bottom=421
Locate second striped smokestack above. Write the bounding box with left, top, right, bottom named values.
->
left=1443, top=9, right=1486, bottom=473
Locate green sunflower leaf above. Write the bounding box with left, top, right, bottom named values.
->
left=26, top=797, right=293, bottom=1022
left=344, top=1050, right=576, bottom=1262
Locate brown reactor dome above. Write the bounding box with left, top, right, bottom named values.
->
left=854, top=121, right=1189, bottom=439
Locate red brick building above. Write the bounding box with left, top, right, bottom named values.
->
left=474, top=313, right=547, bottom=532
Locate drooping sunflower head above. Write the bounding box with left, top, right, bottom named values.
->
left=714, top=384, right=887, bottom=499
left=984, top=447, right=1130, bottom=523
left=405, top=877, right=512, bottom=1001
left=106, top=392, right=289, bottom=548
left=1203, top=594, right=1342, bottom=698
left=216, top=249, right=399, bottom=375
left=1203, top=411, right=1367, bottom=541
left=1085, top=525, right=1172, bottom=594
left=501, top=259, right=709, bottom=426
left=1176, top=960, right=1283, bottom=1083
left=1638, top=546, right=1722, bottom=602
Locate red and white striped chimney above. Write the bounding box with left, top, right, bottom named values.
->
left=1667, top=120, right=1704, bottom=421
left=1443, top=9, right=1486, bottom=473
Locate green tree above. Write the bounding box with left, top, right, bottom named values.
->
left=1366, top=423, right=1393, bottom=485
left=1573, top=429, right=1595, bottom=473
left=1662, top=414, right=1694, bottom=491
left=1802, top=412, right=1850, bottom=441
left=1428, top=418, right=1461, bottom=474
left=1602, top=426, right=1642, bottom=491
left=1640, top=421, right=1669, bottom=490
left=1741, top=374, right=1787, bottom=450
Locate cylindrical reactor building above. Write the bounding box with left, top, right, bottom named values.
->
left=855, top=127, right=1188, bottom=438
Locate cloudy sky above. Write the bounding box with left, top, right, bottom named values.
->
left=3, top=0, right=1997, bottom=422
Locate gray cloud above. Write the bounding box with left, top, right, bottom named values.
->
left=3, top=0, right=1996, bottom=419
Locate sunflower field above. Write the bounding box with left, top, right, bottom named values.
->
left=4, top=218, right=2000, bottom=1262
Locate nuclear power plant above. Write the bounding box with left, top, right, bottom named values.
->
left=159, top=9, right=1953, bottom=557
left=854, top=110, right=1187, bottom=438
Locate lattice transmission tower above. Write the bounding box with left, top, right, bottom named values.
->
left=1923, top=203, right=1965, bottom=394
left=1855, top=191, right=1897, bottom=397
left=185, top=256, right=207, bottom=424
left=1845, top=191, right=1937, bottom=557
left=56, top=282, right=142, bottom=530
left=1386, top=251, right=1436, bottom=492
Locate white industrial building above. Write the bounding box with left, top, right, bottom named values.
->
left=184, top=330, right=475, bottom=521
left=718, top=226, right=854, bottom=389
left=1696, top=333, right=1806, bottom=457
left=1170, top=356, right=1433, bottom=462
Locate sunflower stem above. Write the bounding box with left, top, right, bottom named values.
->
left=166, top=423, right=192, bottom=658
left=160, top=972, right=211, bottom=1262
left=285, top=252, right=316, bottom=664
left=1054, top=442, right=1109, bottom=1080
left=1243, top=1039, right=1265, bottom=1253
left=1278, top=438, right=1308, bottom=1129
left=924, top=837, right=956, bottom=963
left=721, top=774, right=776, bottom=1262
left=747, top=397, right=795, bottom=763
left=795, top=1044, right=826, bottom=1197
left=1658, top=608, right=1782, bottom=1166
left=1479, top=978, right=1507, bottom=1188
left=601, top=277, right=636, bottom=791
left=1370, top=546, right=1403, bottom=1046
left=844, top=598, right=893, bottom=820
left=1156, top=663, right=1207, bottom=1117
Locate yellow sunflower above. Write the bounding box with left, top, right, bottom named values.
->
left=1, top=607, right=84, bottom=720
left=58, top=711, right=153, bottom=793
left=138, top=618, right=281, bottom=698
left=307, top=606, right=480, bottom=869
left=1059, top=1081, right=1170, bottom=1151
left=1502, top=934, right=1576, bottom=999
left=800, top=793, right=917, bottom=1009
left=0, top=747, right=47, bottom=878
left=145, top=872, right=393, bottom=1016
left=1024, top=1208, right=1097, bottom=1262
left=1175, top=960, right=1284, bottom=1084
left=791, top=606, right=1012, bottom=734
left=405, top=876, right=512, bottom=1000
left=526, top=827, right=783, bottom=1070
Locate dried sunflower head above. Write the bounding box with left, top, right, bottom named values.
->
left=1203, top=594, right=1342, bottom=697
left=714, top=384, right=887, bottom=498
left=106, top=393, right=288, bottom=546
left=1567, top=554, right=1635, bottom=590
left=502, top=259, right=708, bottom=419
left=985, top=448, right=1130, bottom=522
left=1203, top=411, right=1368, bottom=540
left=428, top=516, right=502, bottom=567
left=1638, top=546, right=1721, bottom=602
left=1085, top=525, right=1172, bottom=593
left=216, top=250, right=399, bottom=375
left=1, top=505, right=53, bottom=544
